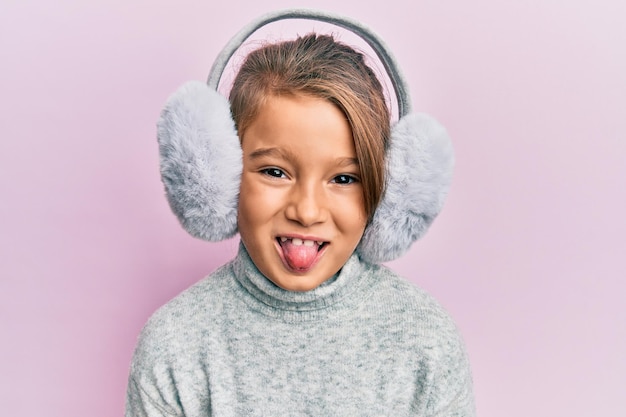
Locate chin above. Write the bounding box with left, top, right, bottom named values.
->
left=266, top=259, right=342, bottom=291
left=269, top=272, right=330, bottom=292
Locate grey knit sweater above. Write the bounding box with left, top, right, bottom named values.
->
left=126, top=245, right=474, bottom=416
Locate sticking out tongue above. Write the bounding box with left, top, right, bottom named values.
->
left=280, top=239, right=320, bottom=271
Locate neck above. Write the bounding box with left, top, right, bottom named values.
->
left=232, top=242, right=378, bottom=322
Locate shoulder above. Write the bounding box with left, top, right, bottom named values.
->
left=366, top=263, right=458, bottom=332
left=371, top=263, right=467, bottom=349
left=366, top=264, right=475, bottom=416
left=131, top=260, right=237, bottom=368
left=127, top=262, right=238, bottom=415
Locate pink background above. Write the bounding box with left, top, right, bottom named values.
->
left=1, top=0, right=625, bottom=416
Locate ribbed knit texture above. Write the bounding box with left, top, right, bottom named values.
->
left=126, top=245, right=475, bottom=416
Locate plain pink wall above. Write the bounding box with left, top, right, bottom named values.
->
left=1, top=0, right=624, bottom=416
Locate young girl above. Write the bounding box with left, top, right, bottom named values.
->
left=127, top=10, right=474, bottom=417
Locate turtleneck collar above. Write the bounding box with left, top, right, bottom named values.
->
left=231, top=243, right=377, bottom=322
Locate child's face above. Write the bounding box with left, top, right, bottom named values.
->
left=238, top=94, right=367, bottom=291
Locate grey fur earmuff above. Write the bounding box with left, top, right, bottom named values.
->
left=157, top=9, right=454, bottom=264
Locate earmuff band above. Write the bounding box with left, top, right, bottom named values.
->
left=207, top=8, right=412, bottom=117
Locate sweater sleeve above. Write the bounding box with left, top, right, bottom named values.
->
left=125, top=272, right=220, bottom=417
left=126, top=374, right=180, bottom=417
left=424, top=312, right=475, bottom=417
left=125, top=313, right=186, bottom=417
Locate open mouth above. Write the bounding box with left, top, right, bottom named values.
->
left=276, top=237, right=328, bottom=272
left=277, top=237, right=327, bottom=249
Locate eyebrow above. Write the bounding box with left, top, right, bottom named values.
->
left=248, top=147, right=359, bottom=168
left=336, top=157, right=359, bottom=168
left=248, top=147, right=293, bottom=161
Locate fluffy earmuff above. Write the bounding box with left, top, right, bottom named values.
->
left=156, top=9, right=454, bottom=263
left=356, top=113, right=454, bottom=263
left=157, top=81, right=241, bottom=241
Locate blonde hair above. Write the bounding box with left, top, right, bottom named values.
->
left=229, top=34, right=390, bottom=220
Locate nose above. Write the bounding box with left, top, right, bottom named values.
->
left=285, top=181, right=328, bottom=227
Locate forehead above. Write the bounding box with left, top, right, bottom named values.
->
left=241, top=94, right=356, bottom=162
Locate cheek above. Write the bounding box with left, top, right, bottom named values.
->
left=237, top=175, right=258, bottom=238
left=334, top=192, right=367, bottom=234
left=237, top=175, right=279, bottom=236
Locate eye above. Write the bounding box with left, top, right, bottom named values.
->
left=261, top=168, right=287, bottom=178
left=332, top=174, right=358, bottom=185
